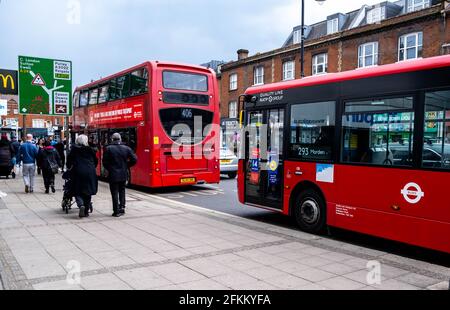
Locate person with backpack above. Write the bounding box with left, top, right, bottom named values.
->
left=37, top=140, right=62, bottom=194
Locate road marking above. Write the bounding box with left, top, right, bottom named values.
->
left=183, top=192, right=199, bottom=197
left=0, top=191, right=7, bottom=198
left=135, top=190, right=242, bottom=219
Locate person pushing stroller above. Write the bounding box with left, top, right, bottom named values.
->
left=66, top=135, right=98, bottom=218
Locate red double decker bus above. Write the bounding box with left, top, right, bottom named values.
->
left=238, top=55, right=450, bottom=253
left=72, top=61, right=220, bottom=188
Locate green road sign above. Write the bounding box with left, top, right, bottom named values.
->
left=18, top=56, right=72, bottom=116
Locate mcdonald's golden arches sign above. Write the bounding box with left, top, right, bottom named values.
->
left=0, top=69, right=18, bottom=95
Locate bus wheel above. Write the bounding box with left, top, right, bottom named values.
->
left=228, top=172, right=237, bottom=179
left=293, top=189, right=326, bottom=234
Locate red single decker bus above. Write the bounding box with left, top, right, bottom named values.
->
left=72, top=61, right=220, bottom=188
left=238, top=55, right=450, bottom=253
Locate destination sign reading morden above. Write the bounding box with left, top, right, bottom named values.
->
left=18, top=56, right=72, bottom=116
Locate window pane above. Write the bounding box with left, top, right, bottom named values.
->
left=358, top=57, right=364, bottom=68
left=73, top=92, right=80, bottom=107
left=423, top=90, right=450, bottom=169
left=317, top=64, right=323, bottom=73
left=406, top=35, right=416, bottom=48
left=98, top=85, right=109, bottom=104
left=116, top=75, right=131, bottom=98
left=89, top=89, right=99, bottom=105
left=365, top=44, right=373, bottom=55
left=365, top=56, right=373, bottom=67
left=159, top=108, right=214, bottom=144
left=130, top=69, right=148, bottom=96
left=109, top=79, right=118, bottom=101
left=342, top=112, right=415, bottom=166
left=406, top=47, right=416, bottom=59
left=399, top=37, right=405, bottom=49
left=290, top=101, right=336, bottom=160
left=163, top=71, right=208, bottom=92
left=345, top=97, right=413, bottom=113
left=80, top=91, right=89, bottom=107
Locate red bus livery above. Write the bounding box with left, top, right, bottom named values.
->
left=73, top=61, right=220, bottom=188
left=238, top=55, right=450, bottom=253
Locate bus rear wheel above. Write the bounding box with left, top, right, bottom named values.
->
left=293, top=189, right=327, bottom=234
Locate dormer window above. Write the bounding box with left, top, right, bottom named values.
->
left=367, top=7, right=386, bottom=24
left=293, top=30, right=301, bottom=44
left=407, top=0, right=430, bottom=12
left=327, top=18, right=339, bottom=35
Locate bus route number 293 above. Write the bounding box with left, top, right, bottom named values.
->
left=298, top=147, right=309, bottom=157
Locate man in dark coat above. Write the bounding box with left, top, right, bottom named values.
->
left=67, top=135, right=99, bottom=218
left=103, top=133, right=137, bottom=217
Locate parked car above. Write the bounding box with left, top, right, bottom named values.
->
left=220, top=147, right=238, bottom=179
left=389, top=143, right=450, bottom=168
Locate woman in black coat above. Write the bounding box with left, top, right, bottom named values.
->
left=66, top=134, right=98, bottom=218
left=37, top=140, right=61, bottom=194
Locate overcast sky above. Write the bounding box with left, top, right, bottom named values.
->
left=0, top=0, right=387, bottom=87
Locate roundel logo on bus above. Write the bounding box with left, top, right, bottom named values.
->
left=400, top=183, right=425, bottom=204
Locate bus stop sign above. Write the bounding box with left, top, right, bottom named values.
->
left=18, top=56, right=72, bottom=116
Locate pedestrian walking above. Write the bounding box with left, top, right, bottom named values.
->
left=37, top=140, right=62, bottom=194
left=0, top=134, right=15, bottom=178
left=103, top=133, right=137, bottom=217
left=66, top=135, right=98, bottom=218
left=10, top=136, right=20, bottom=178
left=37, top=138, right=45, bottom=175
left=18, top=134, right=39, bottom=193
left=54, top=139, right=66, bottom=171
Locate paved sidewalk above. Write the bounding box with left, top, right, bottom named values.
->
left=0, top=173, right=449, bottom=290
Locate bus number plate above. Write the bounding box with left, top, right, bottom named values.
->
left=181, top=178, right=196, bottom=184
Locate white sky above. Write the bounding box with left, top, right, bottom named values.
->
left=0, top=0, right=391, bottom=87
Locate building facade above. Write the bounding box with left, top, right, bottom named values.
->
left=0, top=95, right=66, bottom=140
left=219, top=0, right=450, bottom=152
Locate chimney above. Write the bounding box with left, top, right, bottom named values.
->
left=237, top=49, right=249, bottom=61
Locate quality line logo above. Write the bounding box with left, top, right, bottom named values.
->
left=401, top=182, right=425, bottom=204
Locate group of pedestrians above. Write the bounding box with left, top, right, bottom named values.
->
left=0, top=132, right=137, bottom=219
left=65, top=133, right=137, bottom=218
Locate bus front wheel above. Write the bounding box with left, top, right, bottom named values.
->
left=293, top=189, right=327, bottom=234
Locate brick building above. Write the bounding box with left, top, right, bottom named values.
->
left=219, top=0, right=450, bottom=151
left=0, top=95, right=66, bottom=140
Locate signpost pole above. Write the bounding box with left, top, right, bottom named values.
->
left=22, top=114, right=26, bottom=138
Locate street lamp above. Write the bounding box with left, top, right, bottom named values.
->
left=301, top=0, right=327, bottom=78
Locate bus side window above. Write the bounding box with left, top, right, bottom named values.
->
left=423, top=90, right=450, bottom=169
left=342, top=96, right=414, bottom=167
left=131, top=69, right=148, bottom=96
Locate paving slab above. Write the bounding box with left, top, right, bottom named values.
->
left=0, top=176, right=448, bottom=290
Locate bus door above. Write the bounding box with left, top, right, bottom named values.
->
left=244, top=108, right=285, bottom=210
